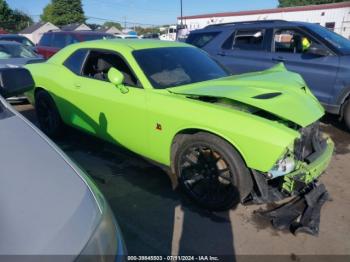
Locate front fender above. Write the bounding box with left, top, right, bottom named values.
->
left=146, top=92, right=300, bottom=172
left=170, top=122, right=298, bottom=173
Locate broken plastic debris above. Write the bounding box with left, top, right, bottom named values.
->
left=257, top=183, right=329, bottom=236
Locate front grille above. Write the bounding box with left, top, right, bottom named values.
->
left=294, top=122, right=324, bottom=161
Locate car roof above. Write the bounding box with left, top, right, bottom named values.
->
left=73, top=39, right=188, bottom=50
left=0, top=34, right=26, bottom=38
left=197, top=20, right=309, bottom=32
left=44, top=30, right=113, bottom=36
left=48, top=39, right=191, bottom=64
left=0, top=40, right=21, bottom=45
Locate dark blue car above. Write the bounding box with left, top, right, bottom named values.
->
left=186, top=20, right=350, bottom=129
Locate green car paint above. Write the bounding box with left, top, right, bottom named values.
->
left=282, top=138, right=334, bottom=193
left=169, top=63, right=324, bottom=128
left=25, top=39, right=333, bottom=194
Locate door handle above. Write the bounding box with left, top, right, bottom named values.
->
left=272, top=57, right=286, bottom=62
left=74, top=83, right=81, bottom=89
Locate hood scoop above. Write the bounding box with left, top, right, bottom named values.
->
left=253, top=92, right=282, bottom=99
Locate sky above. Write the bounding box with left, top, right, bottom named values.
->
left=6, top=0, right=279, bottom=26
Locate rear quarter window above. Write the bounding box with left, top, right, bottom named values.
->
left=51, top=34, right=68, bottom=48
left=232, top=29, right=265, bottom=51
left=63, top=49, right=88, bottom=75
left=38, top=33, right=52, bottom=46
left=186, top=31, right=220, bottom=48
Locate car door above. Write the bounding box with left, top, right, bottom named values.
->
left=62, top=48, right=149, bottom=155
left=270, top=27, right=340, bottom=104
left=214, top=27, right=273, bottom=74
left=37, top=33, right=60, bottom=59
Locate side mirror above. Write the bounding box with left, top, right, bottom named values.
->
left=107, top=68, right=129, bottom=94
left=0, top=68, right=34, bottom=98
left=306, top=43, right=330, bottom=57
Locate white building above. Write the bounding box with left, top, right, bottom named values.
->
left=19, top=22, right=59, bottom=44
left=178, top=2, right=350, bottom=38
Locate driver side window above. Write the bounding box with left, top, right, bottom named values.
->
left=81, top=50, right=140, bottom=88
left=274, top=29, right=319, bottom=54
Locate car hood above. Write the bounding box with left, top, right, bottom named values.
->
left=0, top=100, right=102, bottom=255
left=168, top=64, right=324, bottom=127
left=0, top=57, right=44, bottom=68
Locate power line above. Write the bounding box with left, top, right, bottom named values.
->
left=88, top=0, right=178, bottom=14
left=85, top=16, right=161, bottom=27
left=86, top=0, right=178, bottom=27
left=90, top=0, right=177, bottom=14
left=24, top=13, right=163, bottom=27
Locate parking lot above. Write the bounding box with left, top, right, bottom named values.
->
left=16, top=103, right=350, bottom=259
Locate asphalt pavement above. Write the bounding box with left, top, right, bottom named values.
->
left=15, top=103, right=350, bottom=261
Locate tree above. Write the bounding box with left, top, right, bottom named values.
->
left=11, top=9, right=33, bottom=31
left=43, top=0, right=85, bottom=26
left=86, top=23, right=100, bottom=30
left=103, top=21, right=123, bottom=30
left=134, top=26, right=160, bottom=35
left=0, top=0, right=13, bottom=30
left=278, top=0, right=348, bottom=7
left=0, top=0, right=33, bottom=32
left=41, top=3, right=54, bottom=22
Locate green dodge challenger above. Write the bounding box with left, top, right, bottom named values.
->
left=26, top=40, right=334, bottom=210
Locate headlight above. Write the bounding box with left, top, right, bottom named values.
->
left=76, top=203, right=126, bottom=262
left=267, top=153, right=296, bottom=179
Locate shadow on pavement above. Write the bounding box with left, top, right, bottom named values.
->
left=15, top=104, right=237, bottom=258
left=60, top=128, right=237, bottom=258
left=16, top=103, right=350, bottom=259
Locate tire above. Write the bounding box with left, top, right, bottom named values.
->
left=35, top=90, right=64, bottom=138
left=343, top=100, right=350, bottom=131
left=173, top=132, right=253, bottom=211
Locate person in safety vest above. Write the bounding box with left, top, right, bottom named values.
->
left=302, top=37, right=311, bottom=52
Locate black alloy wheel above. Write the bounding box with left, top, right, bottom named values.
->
left=35, top=90, right=64, bottom=137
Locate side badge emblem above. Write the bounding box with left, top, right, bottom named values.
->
left=156, top=123, right=162, bottom=131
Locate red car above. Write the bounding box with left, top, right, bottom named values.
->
left=36, top=31, right=115, bottom=58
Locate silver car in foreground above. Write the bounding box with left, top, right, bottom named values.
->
left=0, top=68, right=126, bottom=260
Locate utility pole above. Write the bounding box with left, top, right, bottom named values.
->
left=180, top=0, right=183, bottom=26
left=123, top=16, right=127, bottom=29
left=176, top=0, right=184, bottom=41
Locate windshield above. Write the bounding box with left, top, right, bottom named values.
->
left=1, top=37, right=34, bottom=47
left=307, top=24, right=350, bottom=54
left=133, top=47, right=229, bottom=89
left=18, top=37, right=35, bottom=47
left=0, top=44, right=36, bottom=59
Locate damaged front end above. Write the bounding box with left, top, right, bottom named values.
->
left=248, top=122, right=333, bottom=203
left=168, top=65, right=334, bottom=235
left=246, top=122, right=334, bottom=235
left=179, top=92, right=334, bottom=235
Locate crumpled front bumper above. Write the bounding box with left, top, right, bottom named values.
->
left=282, top=137, right=334, bottom=193
left=259, top=182, right=330, bottom=236
left=254, top=137, right=334, bottom=236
